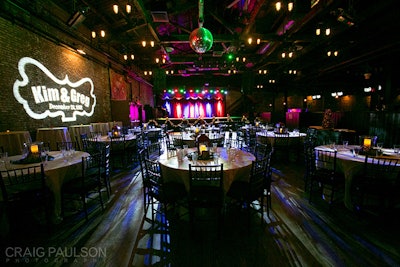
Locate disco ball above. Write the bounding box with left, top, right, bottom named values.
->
left=189, top=27, right=213, bottom=53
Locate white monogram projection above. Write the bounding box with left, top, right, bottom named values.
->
left=13, top=57, right=96, bottom=122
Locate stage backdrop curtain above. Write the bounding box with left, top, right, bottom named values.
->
left=164, top=99, right=224, bottom=118
left=161, top=92, right=225, bottom=118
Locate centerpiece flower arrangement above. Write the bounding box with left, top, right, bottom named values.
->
left=112, top=125, right=122, bottom=137
left=12, top=142, right=51, bottom=164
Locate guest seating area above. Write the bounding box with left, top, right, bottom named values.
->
left=1, top=120, right=400, bottom=266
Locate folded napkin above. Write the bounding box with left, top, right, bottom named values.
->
left=11, top=155, right=55, bottom=164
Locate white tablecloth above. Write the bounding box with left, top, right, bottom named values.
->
left=315, top=145, right=400, bottom=210
left=169, top=132, right=223, bottom=148
left=2, top=150, right=89, bottom=223
left=90, top=122, right=110, bottom=136
left=36, top=127, right=71, bottom=151
left=256, top=131, right=306, bottom=146
left=69, top=124, right=93, bottom=150
left=0, top=131, right=32, bottom=156
left=159, top=147, right=255, bottom=193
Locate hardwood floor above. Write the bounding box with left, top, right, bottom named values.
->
left=1, top=157, right=400, bottom=267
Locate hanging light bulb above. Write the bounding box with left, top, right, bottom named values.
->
left=275, top=2, right=282, bottom=11
left=113, top=5, right=119, bottom=14
left=124, top=54, right=128, bottom=60
left=288, top=2, right=294, bottom=11
left=100, top=30, right=105, bottom=37
left=91, top=31, right=96, bottom=38
left=325, top=28, right=331, bottom=35
left=126, top=4, right=131, bottom=14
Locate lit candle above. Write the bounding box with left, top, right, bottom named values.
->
left=30, top=144, right=39, bottom=154
left=363, top=138, right=371, bottom=148
left=199, top=144, right=207, bottom=154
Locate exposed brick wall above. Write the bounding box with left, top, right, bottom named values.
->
left=0, top=16, right=114, bottom=136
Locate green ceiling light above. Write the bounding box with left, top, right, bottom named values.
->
left=226, top=53, right=234, bottom=61
left=189, top=0, right=213, bottom=54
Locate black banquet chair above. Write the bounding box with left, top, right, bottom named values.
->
left=309, top=148, right=345, bottom=209
left=226, top=154, right=271, bottom=225
left=61, top=155, right=105, bottom=221
left=352, top=155, right=400, bottom=216
left=0, top=164, right=51, bottom=234
left=142, top=156, right=187, bottom=228
left=188, top=163, right=224, bottom=235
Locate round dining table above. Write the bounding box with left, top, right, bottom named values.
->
left=159, top=147, right=255, bottom=193
left=0, top=130, right=32, bottom=156
left=2, top=150, right=89, bottom=223
left=168, top=132, right=224, bottom=148
left=314, top=144, right=400, bottom=210
left=256, top=130, right=306, bottom=146
left=36, top=127, right=72, bottom=151
left=90, top=122, right=110, bottom=136
left=68, top=124, right=93, bottom=150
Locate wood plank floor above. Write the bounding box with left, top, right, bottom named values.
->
left=1, top=157, right=400, bottom=267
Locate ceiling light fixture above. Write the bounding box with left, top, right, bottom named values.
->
left=113, top=5, right=118, bottom=14
left=189, top=0, right=213, bottom=54
left=126, top=4, right=131, bottom=14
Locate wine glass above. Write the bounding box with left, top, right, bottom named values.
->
left=0, top=152, right=8, bottom=169
left=41, top=146, right=50, bottom=165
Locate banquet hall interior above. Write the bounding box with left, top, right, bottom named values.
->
left=0, top=0, right=400, bottom=266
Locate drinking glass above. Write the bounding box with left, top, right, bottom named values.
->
left=177, top=148, right=183, bottom=161
left=41, top=146, right=50, bottom=165
left=60, top=146, right=67, bottom=161
left=342, top=140, right=349, bottom=147
left=394, top=145, right=400, bottom=154
left=376, top=142, right=383, bottom=150
left=212, top=143, right=217, bottom=153
left=352, top=147, right=360, bottom=157
left=213, top=153, right=219, bottom=164
left=192, top=152, right=198, bottom=164
left=0, top=152, right=8, bottom=169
